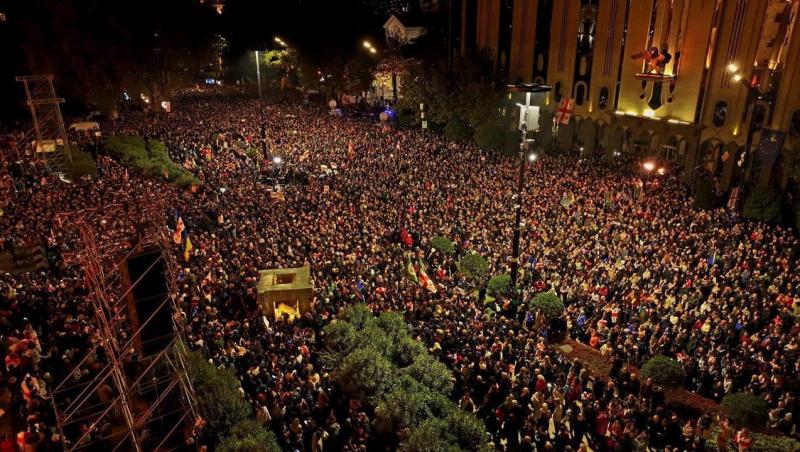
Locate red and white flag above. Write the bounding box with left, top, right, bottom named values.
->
left=555, top=98, right=575, bottom=125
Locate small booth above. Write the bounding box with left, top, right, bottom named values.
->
left=256, top=266, right=313, bottom=321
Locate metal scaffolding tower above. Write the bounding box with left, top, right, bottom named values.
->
left=52, top=193, right=198, bottom=452
left=15, top=75, right=72, bottom=176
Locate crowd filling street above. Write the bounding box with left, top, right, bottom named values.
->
left=0, top=90, right=798, bottom=451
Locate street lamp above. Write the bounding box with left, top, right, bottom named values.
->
left=272, top=156, right=283, bottom=165
left=363, top=40, right=372, bottom=49
left=507, top=83, right=552, bottom=290
left=642, top=161, right=656, bottom=172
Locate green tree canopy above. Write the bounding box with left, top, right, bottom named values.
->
left=486, top=274, right=511, bottom=298
left=721, top=393, right=770, bottom=429
left=431, top=236, right=455, bottom=255
left=216, top=419, right=281, bottom=452
left=641, top=355, right=686, bottom=388
left=457, top=253, right=489, bottom=286
left=529, top=291, right=565, bottom=322
left=187, top=352, right=251, bottom=440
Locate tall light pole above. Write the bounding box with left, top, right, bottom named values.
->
left=508, top=83, right=551, bottom=290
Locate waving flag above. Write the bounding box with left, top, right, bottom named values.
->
left=416, top=258, right=437, bottom=293
left=184, top=237, right=193, bottom=262
left=405, top=255, right=418, bottom=283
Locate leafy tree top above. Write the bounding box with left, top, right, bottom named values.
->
left=457, top=253, right=488, bottom=284
left=431, top=236, right=455, bottom=254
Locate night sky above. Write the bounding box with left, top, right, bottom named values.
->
left=0, top=0, right=389, bottom=120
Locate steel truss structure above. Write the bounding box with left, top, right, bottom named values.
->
left=15, top=75, right=72, bottom=176
left=53, top=193, right=197, bottom=451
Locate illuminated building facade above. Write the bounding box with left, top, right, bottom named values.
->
left=468, top=0, right=800, bottom=188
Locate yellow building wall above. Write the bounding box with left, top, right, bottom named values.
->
left=509, top=0, right=538, bottom=82
left=476, top=0, right=501, bottom=54
left=700, top=0, right=768, bottom=145
left=547, top=0, right=580, bottom=106
left=584, top=0, right=628, bottom=119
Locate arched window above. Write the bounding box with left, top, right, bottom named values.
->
left=574, top=82, right=587, bottom=106
left=598, top=87, right=609, bottom=110
left=712, top=101, right=728, bottom=127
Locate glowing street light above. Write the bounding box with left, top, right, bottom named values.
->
left=363, top=40, right=372, bottom=49
left=657, top=167, right=666, bottom=175
left=727, top=63, right=739, bottom=73
left=642, top=161, right=656, bottom=172
left=274, top=36, right=287, bottom=47
left=272, top=156, right=283, bottom=165
left=528, top=153, right=538, bottom=162
left=369, top=47, right=377, bottom=54
left=733, top=73, right=743, bottom=82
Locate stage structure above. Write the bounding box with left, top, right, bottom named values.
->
left=15, top=75, right=72, bottom=176
left=52, top=193, right=198, bottom=452
left=257, top=265, right=313, bottom=320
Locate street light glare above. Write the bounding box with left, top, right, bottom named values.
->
left=727, top=63, right=738, bottom=73
left=369, top=47, right=377, bottom=54
left=363, top=40, right=372, bottom=49
left=642, top=161, right=655, bottom=172
left=273, top=156, right=283, bottom=164
left=733, top=73, right=743, bottom=82
left=528, top=153, right=538, bottom=162
left=657, top=167, right=666, bottom=175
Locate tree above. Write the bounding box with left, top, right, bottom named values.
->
left=529, top=291, right=565, bottom=322
left=187, top=352, right=251, bottom=440
left=217, top=419, right=281, bottom=452
left=693, top=175, right=714, bottom=210
left=486, top=274, right=511, bottom=298
left=444, top=119, right=472, bottom=142
left=457, top=253, right=489, bottom=287
left=431, top=236, right=455, bottom=255
left=721, top=393, right=769, bottom=429
left=401, top=353, right=454, bottom=396
left=336, top=346, right=396, bottom=399
left=474, top=121, right=506, bottom=150
left=402, top=409, right=491, bottom=452
left=641, top=355, right=685, bottom=388
left=742, top=186, right=783, bottom=223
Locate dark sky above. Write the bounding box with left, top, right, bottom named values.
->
left=0, top=0, right=390, bottom=120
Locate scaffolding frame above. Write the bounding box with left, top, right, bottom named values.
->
left=15, top=74, right=72, bottom=176
left=53, top=193, right=197, bottom=452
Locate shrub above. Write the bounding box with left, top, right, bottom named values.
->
left=473, top=121, right=505, bottom=150
left=721, top=393, right=769, bottom=429
left=336, top=346, right=396, bottom=399
left=457, top=252, right=488, bottom=286
left=66, top=148, right=99, bottom=180
left=529, top=291, right=565, bottom=322
left=742, top=186, right=783, bottom=223
left=431, top=236, right=455, bottom=255
left=105, top=134, right=200, bottom=189
left=641, top=355, right=685, bottom=388
left=486, top=274, right=511, bottom=298
left=217, top=419, right=281, bottom=452
left=444, top=118, right=472, bottom=142
left=402, top=409, right=491, bottom=452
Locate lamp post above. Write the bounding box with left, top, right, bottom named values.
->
left=508, top=83, right=552, bottom=290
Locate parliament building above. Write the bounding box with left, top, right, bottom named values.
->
left=458, top=0, right=800, bottom=189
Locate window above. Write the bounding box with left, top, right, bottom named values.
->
left=712, top=101, right=728, bottom=127
left=574, top=82, right=586, bottom=106
left=598, top=87, right=609, bottom=110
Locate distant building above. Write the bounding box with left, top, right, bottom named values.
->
left=384, top=14, right=428, bottom=45
left=463, top=0, right=800, bottom=190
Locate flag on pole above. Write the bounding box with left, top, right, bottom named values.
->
left=555, top=98, right=575, bottom=125
left=416, top=258, right=438, bottom=293
left=184, top=237, right=193, bottom=262
left=173, top=217, right=185, bottom=244
left=405, top=255, right=418, bottom=283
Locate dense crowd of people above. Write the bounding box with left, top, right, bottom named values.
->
left=0, top=90, right=798, bottom=451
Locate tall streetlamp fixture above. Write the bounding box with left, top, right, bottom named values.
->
left=507, top=83, right=551, bottom=290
